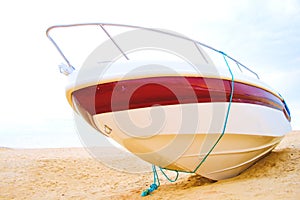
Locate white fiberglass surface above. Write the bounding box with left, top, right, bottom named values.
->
left=93, top=102, right=291, bottom=138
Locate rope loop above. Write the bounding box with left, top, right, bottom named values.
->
left=141, top=50, right=235, bottom=197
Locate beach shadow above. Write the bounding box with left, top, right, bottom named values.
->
left=164, top=174, right=216, bottom=190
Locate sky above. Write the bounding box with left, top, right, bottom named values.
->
left=0, top=0, right=299, bottom=148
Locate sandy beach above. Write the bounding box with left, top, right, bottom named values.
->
left=1, top=131, right=299, bottom=199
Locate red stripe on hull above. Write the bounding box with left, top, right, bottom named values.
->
left=72, top=76, right=287, bottom=118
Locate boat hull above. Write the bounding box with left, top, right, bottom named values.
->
left=88, top=102, right=290, bottom=180
left=69, top=72, right=291, bottom=180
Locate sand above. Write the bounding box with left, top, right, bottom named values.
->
left=1, top=131, right=300, bottom=200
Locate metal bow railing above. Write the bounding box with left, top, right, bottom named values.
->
left=46, top=23, right=259, bottom=79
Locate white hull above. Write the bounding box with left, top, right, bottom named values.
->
left=92, top=102, right=290, bottom=180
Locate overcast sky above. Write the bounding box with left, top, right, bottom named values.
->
left=0, top=0, right=299, bottom=148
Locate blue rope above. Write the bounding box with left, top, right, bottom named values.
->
left=141, top=165, right=160, bottom=196
left=141, top=165, right=179, bottom=196
left=141, top=51, right=235, bottom=197
left=159, top=167, right=179, bottom=182
left=192, top=51, right=235, bottom=173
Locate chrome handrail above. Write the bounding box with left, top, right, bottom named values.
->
left=46, top=23, right=259, bottom=79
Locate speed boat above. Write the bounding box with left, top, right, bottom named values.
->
left=46, top=23, right=292, bottom=180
